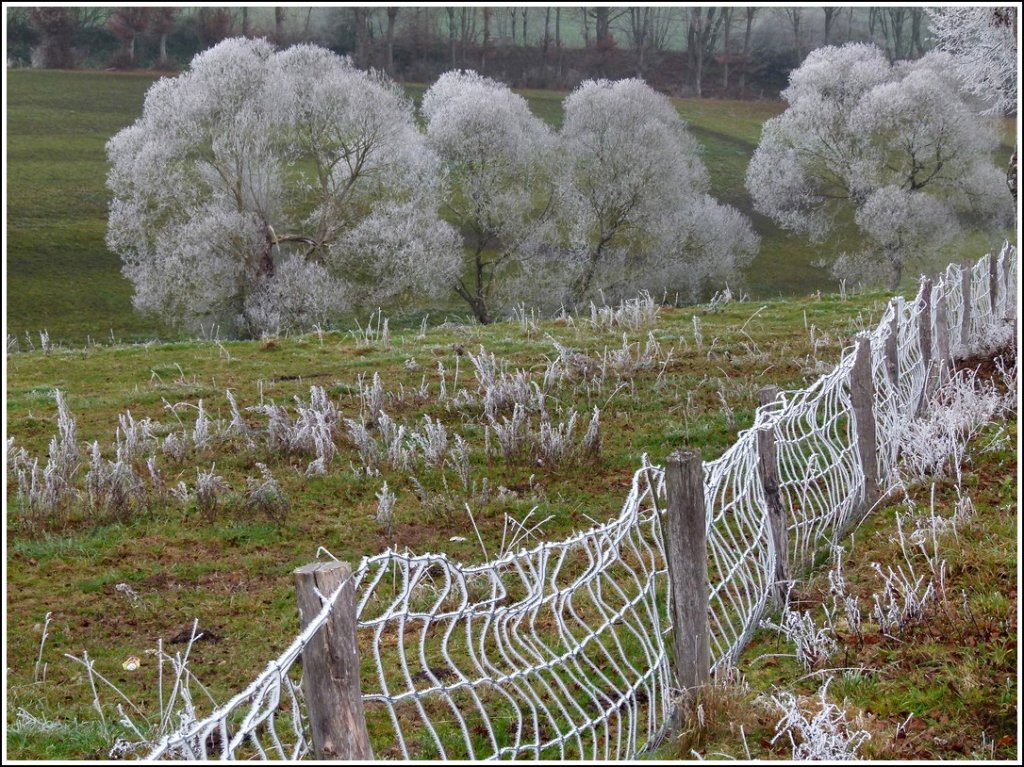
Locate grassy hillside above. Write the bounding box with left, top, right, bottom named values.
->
left=7, top=70, right=1013, bottom=345
left=7, top=282, right=893, bottom=759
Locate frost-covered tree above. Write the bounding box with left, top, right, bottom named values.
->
left=106, top=38, right=460, bottom=337
left=557, top=78, right=758, bottom=305
left=746, top=44, right=1012, bottom=289
left=422, top=70, right=557, bottom=324
left=927, top=6, right=1017, bottom=116
left=928, top=7, right=1017, bottom=203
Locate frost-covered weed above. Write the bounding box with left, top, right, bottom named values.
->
left=587, top=291, right=659, bottom=331
left=195, top=466, right=229, bottom=519
left=84, top=441, right=146, bottom=521
left=412, top=415, right=448, bottom=468
left=344, top=418, right=381, bottom=472
left=895, top=367, right=1001, bottom=482
left=375, top=481, right=396, bottom=535
left=357, top=372, right=385, bottom=425
left=760, top=604, right=837, bottom=672
left=770, top=682, right=870, bottom=760
left=243, top=463, right=288, bottom=522
left=447, top=434, right=472, bottom=490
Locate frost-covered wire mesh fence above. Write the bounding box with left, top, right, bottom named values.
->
left=145, top=244, right=1016, bottom=761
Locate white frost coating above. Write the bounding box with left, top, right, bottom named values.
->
left=106, top=38, right=460, bottom=337
left=746, top=44, right=1012, bottom=288
left=558, top=78, right=757, bottom=304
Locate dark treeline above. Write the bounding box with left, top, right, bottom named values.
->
left=7, top=6, right=935, bottom=98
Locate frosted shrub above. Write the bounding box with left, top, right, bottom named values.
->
left=536, top=410, right=579, bottom=465
left=48, top=389, right=81, bottom=485
left=224, top=390, right=253, bottom=446
left=771, top=682, right=871, bottom=760
left=190, top=400, right=213, bottom=451
left=357, top=372, right=385, bottom=425
left=161, top=432, right=188, bottom=462
left=377, top=411, right=416, bottom=472
left=84, top=441, right=146, bottom=521
left=116, top=411, right=157, bottom=463
left=489, top=404, right=531, bottom=462
left=581, top=407, right=602, bottom=459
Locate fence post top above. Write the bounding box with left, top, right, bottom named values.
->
left=667, top=448, right=701, bottom=467
left=294, top=560, right=352, bottom=577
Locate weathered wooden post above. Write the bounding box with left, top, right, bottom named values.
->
left=849, top=337, right=879, bottom=513
left=961, top=259, right=973, bottom=351
left=884, top=302, right=900, bottom=386
left=294, top=561, right=374, bottom=760
left=916, top=278, right=933, bottom=416
left=933, top=286, right=951, bottom=388
left=918, top=278, right=933, bottom=373
left=756, top=386, right=790, bottom=609
left=664, top=450, right=711, bottom=701
left=1001, top=250, right=1013, bottom=320
left=989, top=251, right=999, bottom=319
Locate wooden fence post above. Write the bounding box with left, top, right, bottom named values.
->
left=933, top=287, right=951, bottom=388
left=294, top=561, right=374, bottom=760
left=850, top=337, right=879, bottom=513
left=756, top=387, right=789, bottom=609
left=989, top=252, right=998, bottom=319
left=884, top=302, right=900, bottom=386
left=917, top=278, right=933, bottom=415
left=1001, top=250, right=1012, bottom=320
left=664, top=450, right=711, bottom=700
left=961, top=259, right=973, bottom=350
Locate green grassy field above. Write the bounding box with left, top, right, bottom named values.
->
left=6, top=70, right=1013, bottom=345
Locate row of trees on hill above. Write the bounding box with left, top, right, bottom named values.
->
left=9, top=6, right=962, bottom=98
left=106, top=29, right=1014, bottom=338
left=105, top=39, right=758, bottom=337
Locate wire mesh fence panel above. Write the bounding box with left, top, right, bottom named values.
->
left=702, top=428, right=774, bottom=670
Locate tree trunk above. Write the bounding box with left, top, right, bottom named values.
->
left=275, top=7, right=285, bottom=43
left=481, top=8, right=491, bottom=72
left=353, top=8, right=369, bottom=68
left=555, top=8, right=563, bottom=81
left=910, top=9, right=924, bottom=56
left=888, top=260, right=902, bottom=292
left=739, top=8, right=755, bottom=94
left=721, top=8, right=732, bottom=92
left=242, top=8, right=250, bottom=38
left=159, top=33, right=167, bottom=65
left=823, top=8, right=838, bottom=45
left=447, top=8, right=456, bottom=67
left=581, top=6, right=590, bottom=48
left=386, top=7, right=397, bottom=75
